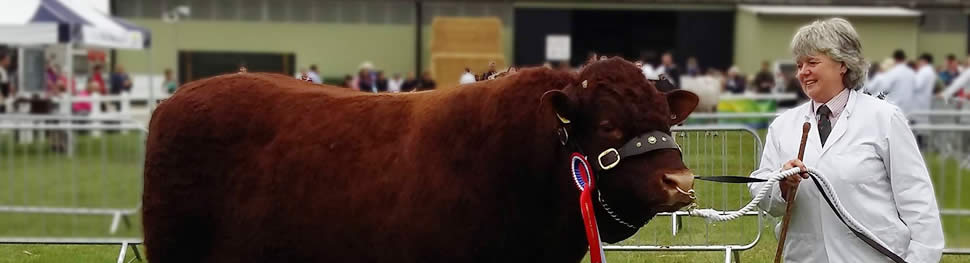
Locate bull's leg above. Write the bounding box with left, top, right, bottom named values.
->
left=144, top=210, right=216, bottom=262
left=143, top=178, right=216, bottom=263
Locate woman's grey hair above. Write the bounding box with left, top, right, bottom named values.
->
left=790, top=18, right=867, bottom=90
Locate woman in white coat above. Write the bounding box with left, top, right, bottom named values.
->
left=749, top=18, right=944, bottom=262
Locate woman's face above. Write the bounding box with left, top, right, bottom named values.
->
left=796, top=53, right=846, bottom=102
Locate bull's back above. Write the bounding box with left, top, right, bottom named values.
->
left=142, top=71, right=578, bottom=262
left=143, top=73, right=433, bottom=262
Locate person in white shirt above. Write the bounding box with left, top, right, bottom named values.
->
left=295, top=68, right=308, bottom=79
left=862, top=58, right=894, bottom=97
left=639, top=59, right=658, bottom=80
left=387, top=73, right=404, bottom=93
left=459, top=68, right=476, bottom=84
left=655, top=52, right=680, bottom=88
left=870, top=50, right=917, bottom=113
left=307, top=65, right=323, bottom=84
left=912, top=54, right=937, bottom=123
left=750, top=18, right=943, bottom=263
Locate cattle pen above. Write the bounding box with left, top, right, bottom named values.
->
left=0, top=112, right=967, bottom=262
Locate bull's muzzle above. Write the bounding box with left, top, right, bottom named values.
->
left=663, top=171, right=696, bottom=208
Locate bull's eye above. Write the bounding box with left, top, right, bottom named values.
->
left=598, top=120, right=616, bottom=132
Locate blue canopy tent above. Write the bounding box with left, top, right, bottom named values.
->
left=0, top=0, right=156, bottom=110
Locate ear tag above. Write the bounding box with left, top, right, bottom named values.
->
left=557, top=113, right=571, bottom=124
left=582, top=80, right=588, bottom=89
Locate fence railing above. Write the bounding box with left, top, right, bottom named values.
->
left=603, top=125, right=765, bottom=263
left=0, top=115, right=146, bottom=262
left=3, top=92, right=166, bottom=120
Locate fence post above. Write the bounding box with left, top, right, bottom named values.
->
left=120, top=92, right=130, bottom=135
left=2, top=96, right=11, bottom=114
left=58, top=95, right=70, bottom=115
left=90, top=93, right=102, bottom=138
left=120, top=92, right=131, bottom=116
left=15, top=99, right=33, bottom=144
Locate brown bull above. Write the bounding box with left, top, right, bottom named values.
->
left=143, top=58, right=699, bottom=262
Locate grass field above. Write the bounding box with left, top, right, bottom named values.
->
left=0, top=130, right=967, bottom=262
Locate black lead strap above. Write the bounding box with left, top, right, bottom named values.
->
left=807, top=175, right=908, bottom=263
left=694, top=176, right=768, bottom=184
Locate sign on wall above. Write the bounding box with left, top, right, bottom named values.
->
left=545, top=35, right=571, bottom=61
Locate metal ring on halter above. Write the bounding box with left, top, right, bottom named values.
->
left=675, top=186, right=696, bottom=200
left=558, top=128, right=569, bottom=146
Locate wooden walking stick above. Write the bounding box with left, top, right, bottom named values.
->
left=774, top=122, right=811, bottom=263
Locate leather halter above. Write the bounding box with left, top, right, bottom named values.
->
left=556, top=114, right=682, bottom=229
left=593, top=131, right=680, bottom=171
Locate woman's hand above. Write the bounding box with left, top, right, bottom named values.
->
left=780, top=159, right=808, bottom=198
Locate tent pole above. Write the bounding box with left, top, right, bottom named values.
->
left=65, top=43, right=73, bottom=113
left=17, top=47, right=24, bottom=98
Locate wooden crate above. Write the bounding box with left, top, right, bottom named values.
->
left=429, top=16, right=506, bottom=89
left=430, top=17, right=503, bottom=54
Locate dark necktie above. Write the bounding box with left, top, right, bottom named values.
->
left=817, top=105, right=832, bottom=146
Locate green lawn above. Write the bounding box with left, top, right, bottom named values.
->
left=0, top=130, right=967, bottom=262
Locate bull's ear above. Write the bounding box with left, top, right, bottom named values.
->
left=540, top=90, right=574, bottom=123
left=667, top=90, right=699, bottom=125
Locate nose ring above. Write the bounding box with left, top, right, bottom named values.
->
left=675, top=186, right=697, bottom=200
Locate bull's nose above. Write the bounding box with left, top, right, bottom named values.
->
left=663, top=171, right=696, bottom=205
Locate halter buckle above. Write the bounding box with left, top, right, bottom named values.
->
left=597, top=148, right=620, bottom=170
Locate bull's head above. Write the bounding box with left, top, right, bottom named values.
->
left=542, top=58, right=699, bottom=242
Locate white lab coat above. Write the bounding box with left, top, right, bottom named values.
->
left=307, top=71, right=323, bottom=84
left=870, top=64, right=917, bottom=113
left=388, top=78, right=403, bottom=93
left=749, top=89, right=943, bottom=263
left=863, top=72, right=886, bottom=96
left=459, top=72, right=476, bottom=84
left=641, top=64, right=658, bottom=79
left=913, top=65, right=937, bottom=123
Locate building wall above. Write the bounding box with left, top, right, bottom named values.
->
left=114, top=1, right=516, bottom=80
left=917, top=8, right=969, bottom=66
left=116, top=19, right=514, bottom=79
left=918, top=32, right=967, bottom=65
left=116, top=19, right=417, bottom=79
left=734, top=12, right=920, bottom=75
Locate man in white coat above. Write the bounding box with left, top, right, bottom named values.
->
left=869, top=50, right=917, bottom=113
left=749, top=18, right=943, bottom=263
left=459, top=68, right=476, bottom=85
left=913, top=54, right=937, bottom=124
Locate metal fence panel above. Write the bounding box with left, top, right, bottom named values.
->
left=911, top=98, right=970, bottom=254
left=604, top=125, right=766, bottom=259
left=0, top=115, right=145, bottom=255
